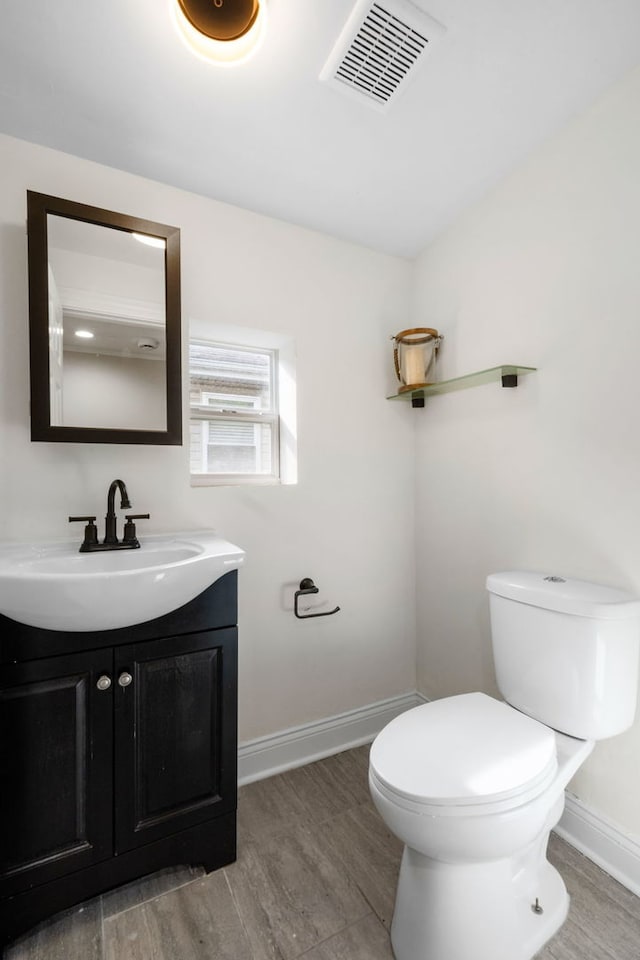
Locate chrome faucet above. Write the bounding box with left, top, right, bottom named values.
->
left=69, top=479, right=150, bottom=552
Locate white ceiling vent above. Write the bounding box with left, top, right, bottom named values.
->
left=320, top=0, right=445, bottom=112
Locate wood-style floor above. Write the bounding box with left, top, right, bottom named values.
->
left=6, top=746, right=640, bottom=959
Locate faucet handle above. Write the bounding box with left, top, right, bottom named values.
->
left=123, top=513, right=150, bottom=547
left=69, top=516, right=98, bottom=552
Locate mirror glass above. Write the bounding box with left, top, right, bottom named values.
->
left=28, top=192, right=182, bottom=445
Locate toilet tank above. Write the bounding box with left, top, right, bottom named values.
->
left=487, top=572, right=640, bottom=740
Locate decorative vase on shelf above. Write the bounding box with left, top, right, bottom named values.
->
left=391, top=327, right=443, bottom=392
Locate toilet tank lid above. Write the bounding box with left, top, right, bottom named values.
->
left=487, top=571, right=640, bottom=620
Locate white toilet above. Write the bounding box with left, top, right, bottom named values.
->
left=369, top=571, right=640, bottom=960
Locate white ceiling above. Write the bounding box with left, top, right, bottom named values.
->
left=2, top=0, right=640, bottom=258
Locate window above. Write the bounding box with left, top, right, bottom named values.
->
left=189, top=340, right=280, bottom=482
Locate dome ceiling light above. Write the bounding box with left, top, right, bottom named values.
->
left=173, top=0, right=266, bottom=65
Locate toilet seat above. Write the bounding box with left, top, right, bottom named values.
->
left=370, top=692, right=558, bottom=816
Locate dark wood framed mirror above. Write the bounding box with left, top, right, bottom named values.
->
left=27, top=191, right=182, bottom=445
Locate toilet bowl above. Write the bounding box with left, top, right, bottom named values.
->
left=369, top=693, right=593, bottom=960
left=370, top=572, right=640, bottom=960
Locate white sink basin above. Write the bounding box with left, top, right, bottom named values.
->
left=0, top=532, right=245, bottom=632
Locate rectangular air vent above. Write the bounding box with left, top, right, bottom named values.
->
left=320, top=0, right=445, bottom=112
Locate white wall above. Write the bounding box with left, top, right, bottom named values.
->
left=62, top=353, right=166, bottom=430
left=0, top=133, right=416, bottom=742
left=411, top=64, right=640, bottom=838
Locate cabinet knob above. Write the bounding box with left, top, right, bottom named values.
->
left=96, top=675, right=112, bottom=691
left=118, top=672, right=133, bottom=688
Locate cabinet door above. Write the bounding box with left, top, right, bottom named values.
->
left=0, top=650, right=113, bottom=895
left=114, top=628, right=237, bottom=853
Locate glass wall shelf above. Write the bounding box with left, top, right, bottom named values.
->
left=387, top=365, right=536, bottom=407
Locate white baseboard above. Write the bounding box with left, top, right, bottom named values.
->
left=237, top=691, right=425, bottom=786
left=556, top=793, right=640, bottom=897
left=238, top=693, right=640, bottom=899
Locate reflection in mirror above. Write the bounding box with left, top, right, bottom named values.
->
left=27, top=192, right=182, bottom=445
left=47, top=217, right=167, bottom=431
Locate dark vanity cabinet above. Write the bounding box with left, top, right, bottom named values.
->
left=0, top=572, right=238, bottom=951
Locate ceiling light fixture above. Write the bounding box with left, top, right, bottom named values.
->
left=74, top=329, right=95, bottom=339
left=172, top=0, right=267, bottom=66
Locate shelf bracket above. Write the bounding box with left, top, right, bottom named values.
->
left=501, top=373, right=518, bottom=388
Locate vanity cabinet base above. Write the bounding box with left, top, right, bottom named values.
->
left=0, top=572, right=239, bottom=955
left=0, top=813, right=236, bottom=951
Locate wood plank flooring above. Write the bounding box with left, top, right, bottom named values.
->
left=6, top=745, right=640, bottom=959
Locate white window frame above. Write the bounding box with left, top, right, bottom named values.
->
left=189, top=339, right=281, bottom=485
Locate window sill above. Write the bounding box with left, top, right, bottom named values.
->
left=190, top=474, right=282, bottom=487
